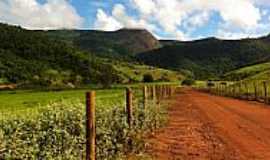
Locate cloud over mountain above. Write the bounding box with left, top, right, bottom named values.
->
left=94, top=0, right=270, bottom=40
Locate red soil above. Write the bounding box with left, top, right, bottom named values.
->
left=148, top=88, right=270, bottom=160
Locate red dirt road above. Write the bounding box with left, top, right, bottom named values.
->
left=148, top=88, right=270, bottom=160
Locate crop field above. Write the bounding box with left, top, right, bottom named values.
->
left=0, top=84, right=175, bottom=159
left=0, top=88, right=125, bottom=117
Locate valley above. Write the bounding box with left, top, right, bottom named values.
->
left=1, top=22, right=270, bottom=160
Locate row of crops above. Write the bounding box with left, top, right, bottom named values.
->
left=0, top=85, right=177, bottom=159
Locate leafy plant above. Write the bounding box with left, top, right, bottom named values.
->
left=0, top=99, right=167, bottom=159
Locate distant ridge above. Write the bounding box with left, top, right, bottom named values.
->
left=138, top=34, right=270, bottom=79
left=43, top=28, right=161, bottom=57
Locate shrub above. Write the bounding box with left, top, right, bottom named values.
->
left=181, top=78, right=195, bottom=86
left=143, top=74, right=154, bottom=82
left=207, top=80, right=215, bottom=87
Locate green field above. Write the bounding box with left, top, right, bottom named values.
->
left=0, top=82, right=179, bottom=118
left=0, top=89, right=123, bottom=110
left=109, top=60, right=183, bottom=83
left=0, top=84, right=170, bottom=159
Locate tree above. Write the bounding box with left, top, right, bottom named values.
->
left=143, top=74, right=154, bottom=82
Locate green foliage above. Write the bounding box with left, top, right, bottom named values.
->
left=0, top=23, right=133, bottom=87
left=207, top=80, right=215, bottom=87
left=223, top=62, right=270, bottom=81
left=0, top=23, right=182, bottom=88
left=109, top=60, right=183, bottom=83
left=143, top=74, right=154, bottom=82
left=138, top=38, right=270, bottom=80
left=0, top=100, right=167, bottom=159
left=181, top=78, right=195, bottom=86
left=0, top=78, right=9, bottom=84
left=46, top=29, right=161, bottom=57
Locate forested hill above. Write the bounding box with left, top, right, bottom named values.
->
left=0, top=23, right=125, bottom=87
left=0, top=23, right=182, bottom=88
left=137, top=37, right=270, bottom=79
left=42, top=28, right=161, bottom=57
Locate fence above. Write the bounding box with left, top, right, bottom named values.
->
left=0, top=84, right=178, bottom=160
left=85, top=85, right=177, bottom=160
left=199, top=80, right=270, bottom=104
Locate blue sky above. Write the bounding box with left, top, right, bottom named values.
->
left=1, top=0, right=270, bottom=40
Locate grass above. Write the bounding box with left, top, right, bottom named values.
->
left=244, top=70, right=270, bottom=81
left=0, top=82, right=179, bottom=119
left=105, top=60, right=183, bottom=83
left=0, top=89, right=124, bottom=111
left=224, top=62, right=270, bottom=80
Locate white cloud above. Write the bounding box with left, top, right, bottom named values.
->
left=216, top=20, right=270, bottom=39
left=132, top=0, right=156, bottom=16
left=215, top=0, right=261, bottom=29
left=252, top=0, right=270, bottom=6
left=94, top=9, right=123, bottom=31
left=93, top=0, right=269, bottom=40
left=0, top=0, right=83, bottom=29
left=132, top=0, right=263, bottom=39
left=94, top=4, right=157, bottom=34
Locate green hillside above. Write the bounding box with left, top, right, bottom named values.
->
left=106, top=60, right=183, bottom=83
left=245, top=70, right=270, bottom=81
left=223, top=62, right=270, bottom=80
left=138, top=37, right=270, bottom=80
left=0, top=23, right=182, bottom=88
left=0, top=23, right=124, bottom=88
left=42, top=28, right=161, bottom=58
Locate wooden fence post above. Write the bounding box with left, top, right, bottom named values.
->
left=126, top=88, right=133, bottom=127
left=169, top=85, right=172, bottom=97
left=143, top=86, right=148, bottom=108
left=263, top=81, right=268, bottom=103
left=244, top=83, right=248, bottom=100
left=254, top=82, right=258, bottom=100
left=233, top=85, right=236, bottom=97
left=86, top=91, right=96, bottom=160
left=161, top=85, right=164, bottom=99
left=153, top=85, right=156, bottom=101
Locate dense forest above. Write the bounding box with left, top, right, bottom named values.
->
left=0, top=23, right=123, bottom=88
left=41, top=28, right=161, bottom=58
left=0, top=23, right=182, bottom=88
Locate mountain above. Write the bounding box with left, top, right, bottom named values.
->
left=0, top=23, right=123, bottom=88
left=138, top=37, right=270, bottom=80
left=42, top=28, right=161, bottom=58
left=0, top=23, right=182, bottom=88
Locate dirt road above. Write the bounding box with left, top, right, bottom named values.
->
left=148, top=88, right=270, bottom=160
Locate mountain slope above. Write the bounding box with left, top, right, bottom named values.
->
left=0, top=23, right=182, bottom=88
left=223, top=62, right=270, bottom=80
left=138, top=37, right=270, bottom=79
left=0, top=23, right=122, bottom=87
left=43, top=28, right=161, bottom=57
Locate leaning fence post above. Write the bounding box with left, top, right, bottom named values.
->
left=126, top=88, right=133, bottom=127
left=263, top=81, right=268, bottom=103
left=86, top=91, right=96, bottom=160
